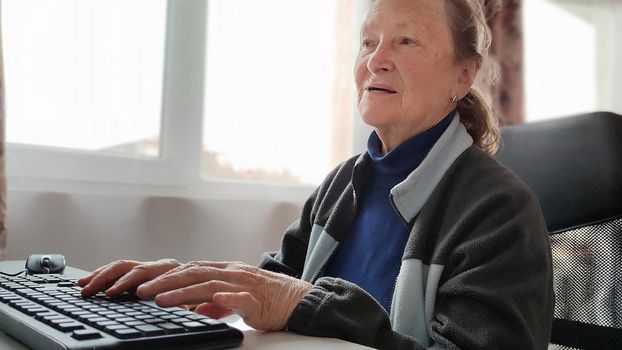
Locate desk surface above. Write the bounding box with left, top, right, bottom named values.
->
left=0, top=260, right=370, bottom=350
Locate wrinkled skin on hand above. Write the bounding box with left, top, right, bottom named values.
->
left=77, top=259, right=312, bottom=331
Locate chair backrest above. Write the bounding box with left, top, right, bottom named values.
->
left=494, top=111, right=622, bottom=350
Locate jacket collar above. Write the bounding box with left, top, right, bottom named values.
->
left=390, top=114, right=473, bottom=222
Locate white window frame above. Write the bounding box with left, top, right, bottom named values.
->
left=6, top=0, right=371, bottom=201
left=7, top=0, right=205, bottom=187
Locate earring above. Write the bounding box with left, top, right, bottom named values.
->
left=451, top=96, right=458, bottom=103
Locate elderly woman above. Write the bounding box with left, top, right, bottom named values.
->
left=79, top=0, right=554, bottom=348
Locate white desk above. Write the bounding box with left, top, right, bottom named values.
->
left=0, top=324, right=370, bottom=350
left=0, top=260, right=371, bottom=349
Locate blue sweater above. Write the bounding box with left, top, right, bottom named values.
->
left=322, top=115, right=452, bottom=310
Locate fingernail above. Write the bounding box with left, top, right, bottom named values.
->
left=136, top=285, right=149, bottom=298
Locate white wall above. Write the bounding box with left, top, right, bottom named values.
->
left=6, top=189, right=304, bottom=272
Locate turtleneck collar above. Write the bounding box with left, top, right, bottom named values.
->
left=367, top=113, right=454, bottom=176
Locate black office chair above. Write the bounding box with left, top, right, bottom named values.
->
left=494, top=111, right=622, bottom=350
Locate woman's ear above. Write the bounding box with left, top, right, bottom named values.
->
left=456, top=59, right=480, bottom=98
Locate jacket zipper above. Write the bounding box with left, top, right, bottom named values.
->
left=312, top=182, right=360, bottom=283
left=390, top=194, right=410, bottom=230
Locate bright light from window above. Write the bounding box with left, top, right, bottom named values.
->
left=524, top=0, right=600, bottom=122
left=3, top=0, right=166, bottom=156
left=202, top=0, right=355, bottom=185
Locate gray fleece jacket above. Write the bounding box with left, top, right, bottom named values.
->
left=259, top=116, right=554, bottom=349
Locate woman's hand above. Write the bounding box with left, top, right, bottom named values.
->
left=135, top=261, right=313, bottom=331
left=77, top=258, right=182, bottom=298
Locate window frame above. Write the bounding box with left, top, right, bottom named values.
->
left=5, top=0, right=371, bottom=200
left=6, top=0, right=205, bottom=188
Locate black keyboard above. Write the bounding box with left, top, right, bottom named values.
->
left=0, top=273, right=243, bottom=350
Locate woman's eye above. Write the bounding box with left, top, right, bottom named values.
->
left=400, top=37, right=416, bottom=45
left=362, top=40, right=372, bottom=48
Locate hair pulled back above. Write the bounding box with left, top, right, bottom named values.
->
left=446, top=0, right=500, bottom=154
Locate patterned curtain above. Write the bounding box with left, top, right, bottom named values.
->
left=477, top=0, right=524, bottom=126
left=0, top=3, right=6, bottom=259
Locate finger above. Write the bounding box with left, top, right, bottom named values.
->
left=105, top=265, right=158, bottom=297
left=212, top=292, right=259, bottom=325
left=137, top=265, right=228, bottom=298
left=76, top=264, right=108, bottom=287
left=194, top=302, right=234, bottom=320
left=80, top=260, right=139, bottom=297
left=159, top=261, right=231, bottom=278
left=154, top=280, right=241, bottom=308
left=106, top=259, right=178, bottom=296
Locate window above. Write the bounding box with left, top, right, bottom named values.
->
left=202, top=0, right=356, bottom=185
left=524, top=0, right=622, bottom=122
left=3, top=0, right=364, bottom=194
left=4, top=0, right=166, bottom=156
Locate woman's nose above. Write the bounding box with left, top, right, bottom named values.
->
left=367, top=43, right=395, bottom=74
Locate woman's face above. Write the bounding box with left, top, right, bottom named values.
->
left=355, top=0, right=475, bottom=146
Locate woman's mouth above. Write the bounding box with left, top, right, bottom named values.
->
left=367, top=85, right=397, bottom=94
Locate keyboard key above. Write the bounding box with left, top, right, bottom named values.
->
left=135, top=324, right=166, bottom=336
left=173, top=310, right=196, bottom=317
left=68, top=310, right=90, bottom=317
left=42, top=315, right=67, bottom=323
left=150, top=311, right=169, bottom=317
left=14, top=288, right=35, bottom=296
left=87, top=317, right=110, bottom=323
left=35, top=311, right=60, bottom=320
left=74, top=301, right=95, bottom=307
left=22, top=306, right=48, bottom=316
left=112, top=328, right=142, bottom=339
left=171, top=317, right=191, bottom=324
left=1, top=295, right=23, bottom=302
left=14, top=301, right=39, bottom=309
left=77, top=313, right=100, bottom=320
left=49, top=318, right=75, bottom=325
left=56, top=322, right=85, bottom=332
left=62, top=307, right=84, bottom=313
left=3, top=283, right=24, bottom=290
left=95, top=320, right=119, bottom=327
left=186, top=313, right=210, bottom=320
left=105, top=313, right=126, bottom=319
left=26, top=277, right=46, bottom=284
left=103, top=324, right=128, bottom=332
left=96, top=310, right=116, bottom=316
left=144, top=317, right=166, bottom=324
left=199, top=319, right=228, bottom=329
left=112, top=307, right=134, bottom=313
left=55, top=303, right=77, bottom=311
left=158, top=323, right=185, bottom=334
left=33, top=296, right=59, bottom=303
left=181, top=321, right=210, bottom=331
left=42, top=277, right=61, bottom=283
left=71, top=329, right=103, bottom=340
left=57, top=282, right=75, bottom=288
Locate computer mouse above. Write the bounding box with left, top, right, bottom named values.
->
left=25, top=254, right=66, bottom=274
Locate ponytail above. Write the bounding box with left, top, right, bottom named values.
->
left=446, top=0, right=500, bottom=155
left=457, top=88, right=500, bottom=155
